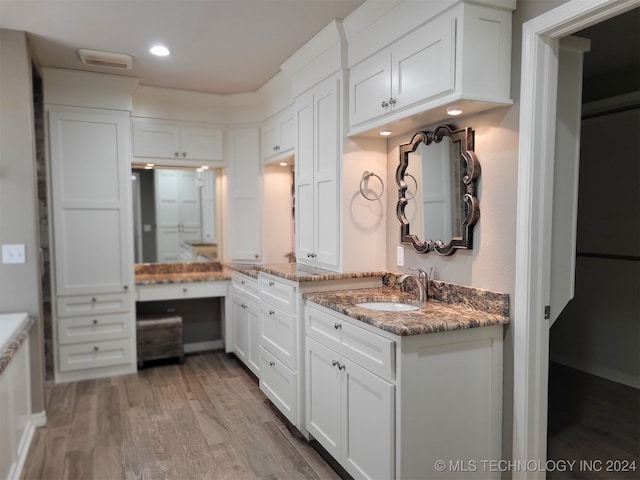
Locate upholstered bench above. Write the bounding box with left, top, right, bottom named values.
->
left=136, top=314, right=184, bottom=368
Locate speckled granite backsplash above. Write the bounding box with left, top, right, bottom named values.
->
left=383, top=272, right=509, bottom=317
left=135, top=261, right=223, bottom=275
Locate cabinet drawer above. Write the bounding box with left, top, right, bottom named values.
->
left=136, top=281, right=227, bottom=301
left=57, top=293, right=130, bottom=317
left=259, top=275, right=296, bottom=313
left=259, top=346, right=297, bottom=425
left=59, top=339, right=133, bottom=372
left=260, top=305, right=297, bottom=370
left=232, top=273, right=259, bottom=298
left=57, top=312, right=131, bottom=345
left=306, top=305, right=395, bottom=381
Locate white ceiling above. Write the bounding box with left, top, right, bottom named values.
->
left=0, top=0, right=365, bottom=94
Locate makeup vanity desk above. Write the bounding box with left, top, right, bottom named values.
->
left=134, top=262, right=232, bottom=353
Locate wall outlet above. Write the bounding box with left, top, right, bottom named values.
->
left=2, top=244, right=26, bottom=264
left=396, top=246, right=405, bottom=266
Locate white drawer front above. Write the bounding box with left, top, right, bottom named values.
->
left=57, top=293, right=130, bottom=317
left=260, top=305, right=297, bottom=370
left=57, top=312, right=131, bottom=345
left=339, top=319, right=395, bottom=381
left=306, top=304, right=342, bottom=352
left=259, top=275, right=296, bottom=313
left=259, top=346, right=297, bottom=425
left=137, top=281, right=227, bottom=301
left=59, top=339, right=133, bottom=372
left=232, top=274, right=259, bottom=298
left=307, top=305, right=395, bottom=381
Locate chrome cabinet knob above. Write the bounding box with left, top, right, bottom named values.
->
left=269, top=361, right=275, bottom=367
left=182, top=152, right=187, bottom=157
left=334, top=323, right=341, bottom=330
left=93, top=319, right=98, bottom=325
left=389, top=97, right=396, bottom=105
left=268, top=281, right=275, bottom=287
left=381, top=100, right=389, bottom=108
left=174, top=152, right=179, bottom=157
left=93, top=346, right=99, bottom=352
left=269, top=310, right=275, bottom=316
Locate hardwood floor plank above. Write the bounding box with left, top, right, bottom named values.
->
left=21, top=352, right=346, bottom=480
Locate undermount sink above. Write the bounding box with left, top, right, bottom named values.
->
left=355, top=301, right=420, bottom=312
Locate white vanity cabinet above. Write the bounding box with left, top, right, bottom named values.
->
left=230, top=273, right=261, bottom=376
left=227, top=127, right=262, bottom=263
left=306, top=332, right=395, bottom=480
left=305, top=302, right=504, bottom=480
left=48, top=107, right=136, bottom=383
left=132, top=117, right=223, bottom=163
left=261, top=105, right=295, bottom=163
left=348, top=1, right=513, bottom=135
left=295, top=73, right=342, bottom=270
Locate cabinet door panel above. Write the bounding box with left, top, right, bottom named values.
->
left=179, top=170, right=201, bottom=228
left=133, top=121, right=180, bottom=158
left=247, top=302, right=261, bottom=375
left=260, top=307, right=296, bottom=370
left=349, top=51, right=392, bottom=126
left=155, top=170, right=181, bottom=227
left=342, top=360, right=395, bottom=480
left=295, top=94, right=315, bottom=261
left=232, top=294, right=249, bottom=362
left=180, top=127, right=223, bottom=161
left=392, top=13, right=456, bottom=110
left=306, top=337, right=342, bottom=459
left=156, top=227, right=181, bottom=262
left=57, top=209, right=125, bottom=292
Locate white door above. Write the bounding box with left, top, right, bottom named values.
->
left=341, top=359, right=394, bottom=480
left=349, top=51, right=392, bottom=126
left=49, top=108, right=132, bottom=295
left=295, top=92, right=315, bottom=262
left=228, top=128, right=261, bottom=262
left=313, top=77, right=340, bottom=269
left=306, top=338, right=342, bottom=459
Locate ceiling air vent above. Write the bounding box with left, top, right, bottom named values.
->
left=78, top=49, right=133, bottom=70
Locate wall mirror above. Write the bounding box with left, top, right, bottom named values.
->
left=131, top=166, right=222, bottom=264
left=396, top=125, right=479, bottom=255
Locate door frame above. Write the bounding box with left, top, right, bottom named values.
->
left=513, top=0, right=639, bottom=477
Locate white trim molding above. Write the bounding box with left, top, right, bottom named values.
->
left=513, top=1, right=640, bottom=479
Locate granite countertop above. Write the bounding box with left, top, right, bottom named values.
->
left=135, top=262, right=231, bottom=285
left=0, top=314, right=35, bottom=377
left=304, top=286, right=510, bottom=337
left=229, top=263, right=386, bottom=283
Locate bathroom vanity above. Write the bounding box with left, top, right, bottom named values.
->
left=303, top=284, right=510, bottom=480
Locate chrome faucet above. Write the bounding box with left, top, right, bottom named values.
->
left=398, top=267, right=432, bottom=303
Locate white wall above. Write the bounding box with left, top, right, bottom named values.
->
left=0, top=28, right=46, bottom=414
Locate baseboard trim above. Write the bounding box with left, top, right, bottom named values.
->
left=550, top=353, right=640, bottom=389
left=31, top=410, right=47, bottom=427
left=184, top=340, right=224, bottom=354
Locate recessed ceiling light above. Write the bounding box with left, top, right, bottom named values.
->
left=150, top=45, right=170, bottom=57
left=380, top=130, right=392, bottom=136
left=447, top=106, right=463, bottom=116
left=201, top=165, right=210, bottom=170
left=279, top=161, right=288, bottom=167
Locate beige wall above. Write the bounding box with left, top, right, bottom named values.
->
left=0, top=28, right=46, bottom=413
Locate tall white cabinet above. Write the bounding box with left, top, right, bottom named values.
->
left=48, top=107, right=136, bottom=383
left=227, top=127, right=262, bottom=263
left=295, top=74, right=342, bottom=270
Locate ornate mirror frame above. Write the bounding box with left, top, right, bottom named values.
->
left=396, top=125, right=480, bottom=255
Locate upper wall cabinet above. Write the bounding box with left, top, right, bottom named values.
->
left=261, top=105, right=295, bottom=163
left=348, top=2, right=513, bottom=136
left=132, top=117, right=223, bottom=164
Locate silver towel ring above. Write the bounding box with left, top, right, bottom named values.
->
left=404, top=173, right=418, bottom=201
left=360, top=171, right=384, bottom=201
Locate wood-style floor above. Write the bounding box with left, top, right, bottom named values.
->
left=20, top=352, right=343, bottom=480
left=547, top=362, right=640, bottom=480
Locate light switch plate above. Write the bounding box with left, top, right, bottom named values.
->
left=396, top=246, right=404, bottom=266
left=2, top=244, right=26, bottom=264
